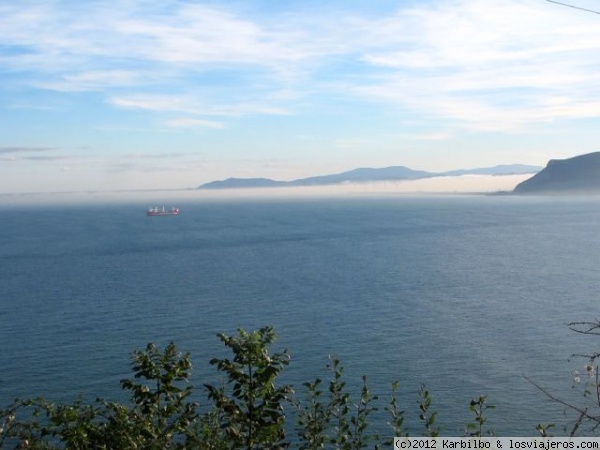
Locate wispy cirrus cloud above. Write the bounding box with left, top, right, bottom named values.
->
left=20, top=155, right=67, bottom=161
left=0, top=0, right=599, bottom=136
left=165, top=118, right=225, bottom=130
left=0, top=146, right=56, bottom=154
left=0, top=2, right=320, bottom=86
left=124, top=152, right=204, bottom=160
left=106, top=95, right=201, bottom=114
left=36, top=70, right=147, bottom=92
left=349, top=0, right=600, bottom=130
left=0, top=147, right=63, bottom=162
left=107, top=94, right=290, bottom=119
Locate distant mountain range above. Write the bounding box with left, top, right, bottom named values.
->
left=199, top=164, right=541, bottom=190
left=513, top=152, right=600, bottom=194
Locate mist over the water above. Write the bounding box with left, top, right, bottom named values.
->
left=0, top=174, right=531, bottom=207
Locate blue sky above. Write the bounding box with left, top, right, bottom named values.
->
left=1, top=0, right=599, bottom=194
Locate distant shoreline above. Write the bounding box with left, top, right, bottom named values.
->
left=0, top=174, right=533, bottom=206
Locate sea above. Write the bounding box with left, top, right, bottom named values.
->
left=2, top=194, right=600, bottom=437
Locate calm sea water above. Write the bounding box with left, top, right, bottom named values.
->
left=2, top=195, right=600, bottom=436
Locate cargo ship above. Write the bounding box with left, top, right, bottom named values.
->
left=147, top=206, right=180, bottom=216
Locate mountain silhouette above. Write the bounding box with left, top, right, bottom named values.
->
left=199, top=164, right=541, bottom=189
left=514, top=152, right=600, bottom=194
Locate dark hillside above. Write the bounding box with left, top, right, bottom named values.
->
left=514, top=152, right=600, bottom=194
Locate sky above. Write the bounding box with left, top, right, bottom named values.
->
left=1, top=0, right=599, bottom=194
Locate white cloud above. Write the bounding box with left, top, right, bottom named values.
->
left=164, top=118, right=225, bottom=130
left=0, top=2, right=320, bottom=84
left=37, top=70, right=145, bottom=92
left=108, top=4, right=312, bottom=67
left=107, top=95, right=200, bottom=114
left=349, top=0, right=600, bottom=130
left=0, top=0, right=599, bottom=135
left=107, top=93, right=290, bottom=119
left=0, top=146, right=56, bottom=154
left=406, top=132, right=454, bottom=142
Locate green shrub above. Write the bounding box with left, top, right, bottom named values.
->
left=1, top=324, right=565, bottom=448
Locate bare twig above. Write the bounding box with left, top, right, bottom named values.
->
left=546, top=0, right=600, bottom=15
left=568, top=321, right=600, bottom=335
left=524, top=375, right=600, bottom=432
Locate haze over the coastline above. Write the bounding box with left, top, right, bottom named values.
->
left=1, top=0, right=599, bottom=195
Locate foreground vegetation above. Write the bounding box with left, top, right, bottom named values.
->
left=2, top=324, right=600, bottom=449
